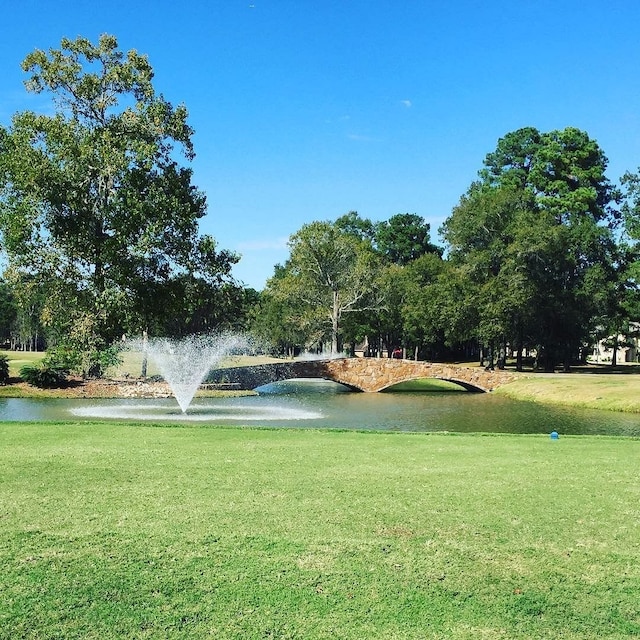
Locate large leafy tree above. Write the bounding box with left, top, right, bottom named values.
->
left=375, top=213, right=442, bottom=265
left=335, top=211, right=444, bottom=356
left=442, top=185, right=539, bottom=368
left=334, top=210, right=376, bottom=242
left=399, top=253, right=447, bottom=358
left=442, top=127, right=618, bottom=370
left=0, top=35, right=237, bottom=364
left=3, top=267, right=49, bottom=351
left=608, top=170, right=640, bottom=362
left=249, top=267, right=312, bottom=357
left=266, top=221, right=383, bottom=354
left=399, top=254, right=479, bottom=361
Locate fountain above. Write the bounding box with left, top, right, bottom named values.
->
left=140, top=333, right=248, bottom=413
left=66, top=332, right=322, bottom=423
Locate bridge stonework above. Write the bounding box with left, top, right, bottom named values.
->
left=210, top=358, right=516, bottom=393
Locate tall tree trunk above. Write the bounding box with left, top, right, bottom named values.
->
left=141, top=329, right=148, bottom=378
left=331, top=290, right=339, bottom=355
left=542, top=347, right=555, bottom=373
left=516, top=343, right=523, bottom=372
left=497, top=341, right=506, bottom=369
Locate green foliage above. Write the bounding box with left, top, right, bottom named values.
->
left=334, top=210, right=376, bottom=241
left=253, top=124, right=629, bottom=364
left=17, top=344, right=100, bottom=387
left=16, top=340, right=122, bottom=386
left=0, top=281, right=16, bottom=344
left=400, top=255, right=473, bottom=357
left=156, top=278, right=252, bottom=338
left=441, top=126, right=618, bottom=370
left=248, top=288, right=309, bottom=356
left=0, top=34, right=238, bottom=349
left=43, top=344, right=84, bottom=373
left=375, top=212, right=442, bottom=264
left=19, top=362, right=69, bottom=388
left=0, top=355, right=9, bottom=384
left=83, top=345, right=122, bottom=378
left=267, top=220, right=384, bottom=353
left=43, top=342, right=122, bottom=379
left=1, top=269, right=45, bottom=350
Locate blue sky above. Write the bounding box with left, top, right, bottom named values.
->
left=2, top=1, right=640, bottom=289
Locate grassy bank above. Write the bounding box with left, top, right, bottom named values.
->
left=1, top=423, right=639, bottom=639
left=495, top=372, right=640, bottom=413
left=1, top=349, right=44, bottom=378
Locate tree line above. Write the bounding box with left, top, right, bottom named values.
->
left=1, top=35, right=640, bottom=376
left=255, top=127, right=640, bottom=372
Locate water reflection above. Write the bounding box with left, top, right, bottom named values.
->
left=0, top=379, right=638, bottom=436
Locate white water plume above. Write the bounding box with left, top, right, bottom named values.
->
left=295, top=351, right=347, bottom=361
left=132, top=333, right=249, bottom=413
left=70, top=401, right=322, bottom=422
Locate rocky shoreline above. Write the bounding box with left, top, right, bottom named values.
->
left=84, top=379, right=246, bottom=398
left=2, top=378, right=246, bottom=399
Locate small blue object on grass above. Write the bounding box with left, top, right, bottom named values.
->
left=550, top=431, right=559, bottom=440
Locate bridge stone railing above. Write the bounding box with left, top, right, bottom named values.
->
left=209, top=358, right=516, bottom=393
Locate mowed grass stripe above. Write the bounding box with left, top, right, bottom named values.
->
left=1, top=423, right=639, bottom=639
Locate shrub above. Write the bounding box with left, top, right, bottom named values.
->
left=42, top=344, right=122, bottom=379
left=19, top=363, right=69, bottom=388
left=0, top=355, right=9, bottom=385
left=18, top=342, right=123, bottom=386
left=84, top=345, right=121, bottom=378
left=44, top=345, right=83, bottom=373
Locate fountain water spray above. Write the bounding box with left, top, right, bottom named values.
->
left=137, top=333, right=248, bottom=413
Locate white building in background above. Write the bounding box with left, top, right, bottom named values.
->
left=589, top=323, right=640, bottom=364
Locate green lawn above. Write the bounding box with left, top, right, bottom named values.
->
left=495, top=372, right=640, bottom=412
left=386, top=378, right=466, bottom=392
left=0, top=349, right=45, bottom=378
left=1, top=423, right=639, bottom=639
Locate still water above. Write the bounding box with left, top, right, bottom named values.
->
left=0, top=379, right=638, bottom=437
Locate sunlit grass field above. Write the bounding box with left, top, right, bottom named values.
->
left=1, top=423, right=639, bottom=639
left=109, top=351, right=284, bottom=379
left=0, top=349, right=44, bottom=378
left=494, top=372, right=640, bottom=412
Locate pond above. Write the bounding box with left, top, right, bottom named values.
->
left=1, top=379, right=638, bottom=437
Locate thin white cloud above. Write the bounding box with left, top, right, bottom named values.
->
left=401, top=99, right=412, bottom=108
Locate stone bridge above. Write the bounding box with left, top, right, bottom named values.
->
left=208, top=358, right=516, bottom=393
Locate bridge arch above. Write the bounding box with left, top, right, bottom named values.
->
left=376, top=375, right=485, bottom=393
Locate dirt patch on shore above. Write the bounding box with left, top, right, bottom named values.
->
left=0, top=378, right=251, bottom=399
left=81, top=379, right=174, bottom=398
left=0, top=378, right=173, bottom=399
